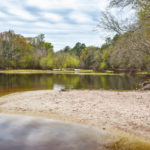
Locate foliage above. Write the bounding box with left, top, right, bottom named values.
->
left=62, top=42, right=86, bottom=57
left=0, top=31, right=80, bottom=70
left=0, top=31, right=32, bottom=69
left=80, top=46, right=101, bottom=71
left=96, top=0, right=150, bottom=72
left=1, top=0, right=150, bottom=75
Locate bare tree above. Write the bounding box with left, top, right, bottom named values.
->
left=109, top=0, right=140, bottom=8
left=97, top=11, right=138, bottom=35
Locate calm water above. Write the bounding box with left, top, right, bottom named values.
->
left=0, top=114, right=106, bottom=150
left=0, top=73, right=149, bottom=96
left=0, top=114, right=150, bottom=150
left=0, top=75, right=150, bottom=150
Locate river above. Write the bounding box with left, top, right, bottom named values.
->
left=0, top=73, right=149, bottom=96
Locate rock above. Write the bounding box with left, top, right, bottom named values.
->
left=139, top=81, right=150, bottom=90
left=141, top=84, right=150, bottom=90
left=140, top=81, right=150, bottom=87
left=60, top=88, right=69, bottom=92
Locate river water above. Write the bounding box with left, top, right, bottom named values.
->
left=0, top=114, right=150, bottom=150
left=0, top=73, right=150, bottom=150
left=0, top=114, right=114, bottom=150
left=0, top=73, right=149, bottom=96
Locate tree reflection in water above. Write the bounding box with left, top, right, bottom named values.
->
left=0, top=73, right=146, bottom=97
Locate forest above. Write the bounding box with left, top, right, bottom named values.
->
left=0, top=0, right=150, bottom=72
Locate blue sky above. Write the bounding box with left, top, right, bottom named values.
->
left=0, top=0, right=112, bottom=51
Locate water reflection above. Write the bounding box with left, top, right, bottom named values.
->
left=0, top=114, right=150, bottom=150
left=0, top=114, right=112, bottom=150
left=0, top=73, right=148, bottom=96
left=53, top=84, right=65, bottom=90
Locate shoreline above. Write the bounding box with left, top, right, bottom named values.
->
left=0, top=69, right=124, bottom=76
left=0, top=69, right=150, bottom=76
left=0, top=90, right=150, bottom=141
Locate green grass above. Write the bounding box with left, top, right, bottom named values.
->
left=76, top=69, right=94, bottom=73
left=136, top=72, right=150, bottom=75
left=0, top=69, right=124, bottom=76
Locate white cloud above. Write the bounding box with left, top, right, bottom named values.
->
left=97, top=0, right=108, bottom=11
left=8, top=21, right=24, bottom=25
left=26, top=0, right=80, bottom=10
left=11, top=22, right=93, bottom=35
left=26, top=0, right=109, bottom=11
left=0, top=0, right=132, bottom=51
left=0, top=12, right=6, bottom=18
left=42, top=13, right=63, bottom=22
left=8, top=8, right=37, bottom=21
left=68, top=12, right=93, bottom=23
left=0, top=1, right=37, bottom=21
left=34, top=22, right=51, bottom=27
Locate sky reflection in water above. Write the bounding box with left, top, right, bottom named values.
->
left=0, top=114, right=114, bottom=150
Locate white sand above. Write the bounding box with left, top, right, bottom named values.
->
left=0, top=90, right=150, bottom=140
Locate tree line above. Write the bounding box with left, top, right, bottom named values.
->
left=0, top=0, right=150, bottom=72
left=0, top=31, right=80, bottom=70
left=97, top=0, right=150, bottom=72
left=0, top=30, right=105, bottom=71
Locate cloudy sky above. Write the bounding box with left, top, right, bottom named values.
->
left=0, top=0, right=110, bottom=51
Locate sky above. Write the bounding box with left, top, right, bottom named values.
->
left=0, top=0, right=116, bottom=51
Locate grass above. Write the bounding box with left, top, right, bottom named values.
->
left=136, top=72, right=150, bottom=75
left=0, top=69, right=124, bottom=76
left=109, top=132, right=150, bottom=150
left=1, top=69, right=150, bottom=76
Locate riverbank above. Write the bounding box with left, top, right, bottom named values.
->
left=0, top=90, right=150, bottom=141
left=0, top=69, right=150, bottom=76
left=0, top=69, right=124, bottom=76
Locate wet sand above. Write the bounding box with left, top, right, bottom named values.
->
left=0, top=90, right=150, bottom=141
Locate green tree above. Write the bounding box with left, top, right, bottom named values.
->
left=72, top=42, right=86, bottom=57
left=63, top=46, right=71, bottom=53
left=80, top=46, right=100, bottom=71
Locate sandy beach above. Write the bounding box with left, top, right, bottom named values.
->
left=0, top=90, right=150, bottom=141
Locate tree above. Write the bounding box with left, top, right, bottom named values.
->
left=63, top=46, right=71, bottom=53
left=53, top=52, right=79, bottom=69
left=97, top=10, right=138, bottom=35
left=80, top=46, right=101, bottom=71
left=72, top=42, right=86, bottom=57
left=96, top=0, right=150, bottom=72
left=0, top=30, right=32, bottom=69
left=0, top=31, right=55, bottom=69
left=109, top=0, right=138, bottom=7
